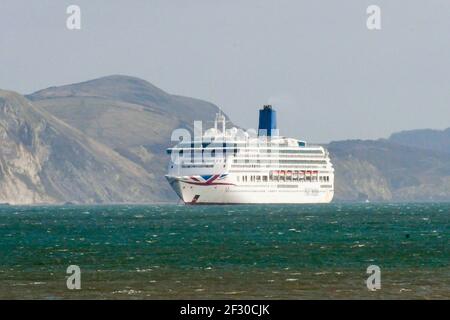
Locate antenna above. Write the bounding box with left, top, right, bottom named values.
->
left=210, top=73, right=225, bottom=137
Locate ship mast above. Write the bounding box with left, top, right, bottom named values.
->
left=214, top=109, right=226, bottom=139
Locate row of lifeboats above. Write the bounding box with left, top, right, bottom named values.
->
left=270, top=170, right=319, bottom=177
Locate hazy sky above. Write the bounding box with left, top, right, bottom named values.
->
left=1, top=0, right=449, bottom=142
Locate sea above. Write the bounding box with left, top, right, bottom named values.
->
left=0, top=203, right=448, bottom=299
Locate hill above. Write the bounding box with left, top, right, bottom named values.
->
left=329, top=139, right=450, bottom=201
left=0, top=89, right=163, bottom=204
left=389, top=128, right=450, bottom=154
left=26, top=75, right=229, bottom=203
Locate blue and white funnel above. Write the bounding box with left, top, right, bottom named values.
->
left=258, top=105, right=278, bottom=137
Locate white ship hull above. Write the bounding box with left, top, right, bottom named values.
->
left=166, top=176, right=334, bottom=204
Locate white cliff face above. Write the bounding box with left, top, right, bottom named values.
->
left=0, top=89, right=163, bottom=205
left=332, top=157, right=393, bottom=202
left=0, top=92, right=53, bottom=204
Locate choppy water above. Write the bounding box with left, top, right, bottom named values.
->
left=0, top=203, right=448, bottom=299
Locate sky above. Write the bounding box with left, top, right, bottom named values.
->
left=1, top=0, right=449, bottom=143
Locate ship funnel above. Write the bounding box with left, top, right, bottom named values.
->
left=258, top=105, right=278, bottom=137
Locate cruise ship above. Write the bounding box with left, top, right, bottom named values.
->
left=166, top=106, right=334, bottom=204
